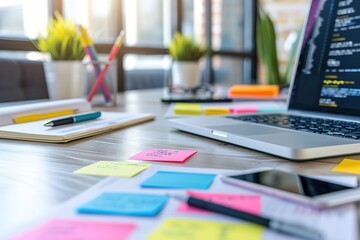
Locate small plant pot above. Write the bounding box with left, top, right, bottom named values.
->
left=172, top=61, right=201, bottom=89
left=43, top=61, right=84, bottom=100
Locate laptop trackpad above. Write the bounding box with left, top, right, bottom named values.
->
left=211, top=124, right=282, bottom=136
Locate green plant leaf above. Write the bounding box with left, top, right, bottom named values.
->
left=32, top=11, right=85, bottom=61
left=257, top=8, right=285, bottom=85
left=169, top=32, right=207, bottom=61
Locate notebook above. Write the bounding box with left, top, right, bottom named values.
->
left=168, top=0, right=360, bottom=160
left=0, top=98, right=154, bottom=143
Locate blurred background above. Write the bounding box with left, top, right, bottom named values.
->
left=0, top=0, right=309, bottom=93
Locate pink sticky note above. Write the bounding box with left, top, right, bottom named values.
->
left=177, top=191, right=261, bottom=215
left=229, top=106, right=258, bottom=114
left=13, top=218, right=136, bottom=240
left=129, top=148, right=197, bottom=163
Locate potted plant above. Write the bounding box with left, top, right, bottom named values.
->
left=34, top=12, right=86, bottom=100
left=169, top=32, right=207, bottom=89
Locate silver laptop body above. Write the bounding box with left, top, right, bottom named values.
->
left=168, top=0, right=360, bottom=160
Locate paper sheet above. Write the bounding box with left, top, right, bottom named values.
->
left=7, top=165, right=359, bottom=240
left=0, top=112, right=154, bottom=142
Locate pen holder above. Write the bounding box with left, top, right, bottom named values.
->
left=83, top=60, right=117, bottom=107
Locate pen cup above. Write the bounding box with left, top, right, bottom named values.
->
left=83, top=60, right=117, bottom=107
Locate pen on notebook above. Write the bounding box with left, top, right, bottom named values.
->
left=44, top=111, right=101, bottom=127
left=87, top=30, right=125, bottom=102
left=168, top=193, right=322, bottom=240
left=14, top=109, right=76, bottom=124
left=78, top=25, right=112, bottom=102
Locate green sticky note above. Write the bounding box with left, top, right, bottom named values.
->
left=332, top=158, right=360, bottom=174
left=74, top=161, right=151, bottom=177
left=174, top=103, right=201, bottom=115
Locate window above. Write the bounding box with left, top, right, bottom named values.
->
left=0, top=0, right=257, bottom=91
left=0, top=0, right=48, bottom=39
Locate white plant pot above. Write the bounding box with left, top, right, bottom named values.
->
left=43, top=61, right=84, bottom=100
left=172, top=61, right=201, bottom=88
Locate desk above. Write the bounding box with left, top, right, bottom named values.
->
left=0, top=88, right=359, bottom=237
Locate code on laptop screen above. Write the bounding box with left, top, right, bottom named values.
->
left=290, top=0, right=360, bottom=116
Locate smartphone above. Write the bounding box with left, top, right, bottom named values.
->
left=221, top=168, right=360, bottom=208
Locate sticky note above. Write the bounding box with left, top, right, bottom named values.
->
left=228, top=84, right=279, bottom=98
left=147, top=218, right=263, bottom=240
left=174, top=103, right=201, bottom=115
left=74, top=161, right=151, bottom=177
left=257, top=106, right=286, bottom=112
left=229, top=106, right=258, bottom=114
left=332, top=158, right=360, bottom=174
left=12, top=218, right=136, bottom=240
left=203, top=107, right=230, bottom=115
left=140, top=171, right=216, bottom=189
left=177, top=191, right=261, bottom=214
left=129, top=148, right=197, bottom=163
left=78, top=192, right=168, bottom=216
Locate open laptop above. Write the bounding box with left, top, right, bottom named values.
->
left=168, top=0, right=360, bottom=160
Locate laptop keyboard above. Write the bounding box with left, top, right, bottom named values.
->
left=226, top=114, right=360, bottom=140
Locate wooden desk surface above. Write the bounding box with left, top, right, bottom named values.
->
left=1, top=89, right=359, bottom=236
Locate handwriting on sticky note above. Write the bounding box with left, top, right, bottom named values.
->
left=148, top=218, right=263, bottom=240
left=177, top=191, right=261, bottom=215
left=174, top=103, right=201, bottom=115
left=78, top=192, right=168, bottom=216
left=140, top=171, right=216, bottom=189
left=332, top=158, right=360, bottom=174
left=12, top=218, right=136, bottom=240
left=74, top=161, right=151, bottom=177
left=129, top=148, right=197, bottom=163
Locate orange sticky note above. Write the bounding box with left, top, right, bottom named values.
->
left=228, top=85, right=279, bottom=98
left=332, top=158, right=360, bottom=174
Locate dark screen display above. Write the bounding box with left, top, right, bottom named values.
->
left=289, top=0, right=360, bottom=116
left=230, top=170, right=353, bottom=197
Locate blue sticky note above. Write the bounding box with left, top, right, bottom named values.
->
left=78, top=192, right=168, bottom=216
left=140, top=171, right=216, bottom=189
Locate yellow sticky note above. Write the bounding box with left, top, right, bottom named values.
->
left=204, top=107, right=230, bottom=115
left=332, top=158, right=360, bottom=174
left=174, top=103, right=201, bottom=115
left=74, top=161, right=151, bottom=177
left=147, top=218, right=263, bottom=240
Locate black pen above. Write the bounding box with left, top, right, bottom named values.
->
left=44, top=111, right=101, bottom=127
left=168, top=193, right=322, bottom=240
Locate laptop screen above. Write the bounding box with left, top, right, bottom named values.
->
left=289, top=0, right=360, bottom=116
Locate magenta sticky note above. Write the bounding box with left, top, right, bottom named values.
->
left=12, top=218, right=136, bottom=240
left=229, top=106, right=258, bottom=114
left=177, top=191, right=261, bottom=215
left=129, top=148, right=197, bottom=163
